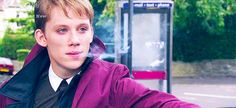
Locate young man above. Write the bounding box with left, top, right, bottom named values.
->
left=0, top=0, right=200, bottom=107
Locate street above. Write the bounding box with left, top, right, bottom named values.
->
left=172, top=77, right=236, bottom=108
left=0, top=74, right=12, bottom=84
left=136, top=77, right=236, bottom=108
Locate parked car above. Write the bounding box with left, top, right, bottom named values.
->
left=0, top=57, right=14, bottom=75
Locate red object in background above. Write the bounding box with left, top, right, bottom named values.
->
left=0, top=57, right=14, bottom=75
left=132, top=70, right=166, bottom=80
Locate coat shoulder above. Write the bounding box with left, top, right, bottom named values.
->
left=90, top=59, right=130, bottom=78
left=92, top=59, right=129, bottom=72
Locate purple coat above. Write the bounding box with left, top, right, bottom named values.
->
left=0, top=38, right=200, bottom=108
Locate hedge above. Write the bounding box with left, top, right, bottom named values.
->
left=173, top=31, right=236, bottom=62
left=16, top=49, right=31, bottom=61
left=0, top=34, right=35, bottom=59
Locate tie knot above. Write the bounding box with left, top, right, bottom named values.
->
left=57, top=79, right=68, bottom=92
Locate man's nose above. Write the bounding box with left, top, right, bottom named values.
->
left=68, top=31, right=80, bottom=46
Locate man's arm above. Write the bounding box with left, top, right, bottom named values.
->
left=111, top=64, right=200, bottom=108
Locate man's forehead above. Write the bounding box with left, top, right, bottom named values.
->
left=47, top=6, right=90, bottom=22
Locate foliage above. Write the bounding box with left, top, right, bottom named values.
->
left=0, top=38, right=2, bottom=56
left=91, top=0, right=115, bottom=43
left=2, top=0, right=235, bottom=62
left=16, top=49, right=31, bottom=61
left=173, top=0, right=236, bottom=62
left=7, top=10, right=35, bottom=36
left=95, top=0, right=236, bottom=61
left=174, top=0, right=236, bottom=34
left=0, top=38, right=2, bottom=45
left=0, top=29, right=35, bottom=59
left=0, top=0, right=35, bottom=59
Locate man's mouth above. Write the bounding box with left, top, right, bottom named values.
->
left=66, top=51, right=82, bottom=55
left=66, top=51, right=83, bottom=58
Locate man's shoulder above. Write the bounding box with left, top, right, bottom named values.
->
left=86, top=59, right=130, bottom=87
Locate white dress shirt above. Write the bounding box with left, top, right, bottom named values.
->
left=48, top=65, right=73, bottom=92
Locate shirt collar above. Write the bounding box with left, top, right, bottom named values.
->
left=48, top=65, right=73, bottom=92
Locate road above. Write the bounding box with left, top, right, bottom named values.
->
left=172, top=77, right=236, bottom=108
left=136, top=77, right=236, bottom=108
left=0, top=74, right=12, bottom=84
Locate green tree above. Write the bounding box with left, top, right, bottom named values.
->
left=91, top=0, right=115, bottom=43
left=0, top=0, right=35, bottom=59
left=0, top=0, right=115, bottom=58
left=7, top=0, right=35, bottom=36
left=173, top=0, right=236, bottom=62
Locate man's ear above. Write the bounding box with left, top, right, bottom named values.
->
left=34, top=29, right=47, bottom=47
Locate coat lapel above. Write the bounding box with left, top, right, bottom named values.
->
left=6, top=101, right=32, bottom=108
left=0, top=49, right=50, bottom=103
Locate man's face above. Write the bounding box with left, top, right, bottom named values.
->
left=35, top=7, right=93, bottom=77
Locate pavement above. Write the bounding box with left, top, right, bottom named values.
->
left=0, top=74, right=12, bottom=84
left=173, top=77, right=236, bottom=108
left=136, top=77, right=236, bottom=108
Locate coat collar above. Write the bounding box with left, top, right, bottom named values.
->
left=0, top=49, right=50, bottom=101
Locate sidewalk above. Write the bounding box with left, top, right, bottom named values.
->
left=137, top=77, right=236, bottom=108
left=172, top=77, right=236, bottom=108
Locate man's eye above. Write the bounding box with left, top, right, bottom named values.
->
left=56, top=28, right=68, bottom=34
left=79, top=27, right=88, bottom=33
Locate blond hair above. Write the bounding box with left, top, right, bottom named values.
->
left=34, top=0, right=94, bottom=31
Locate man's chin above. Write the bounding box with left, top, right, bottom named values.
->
left=66, top=64, right=83, bottom=71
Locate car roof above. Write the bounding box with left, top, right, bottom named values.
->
left=0, top=57, right=13, bottom=65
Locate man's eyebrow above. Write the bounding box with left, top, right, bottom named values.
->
left=54, top=23, right=89, bottom=26
left=78, top=23, right=90, bottom=26
left=53, top=24, right=69, bottom=28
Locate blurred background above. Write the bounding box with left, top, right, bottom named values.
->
left=0, top=0, right=235, bottom=107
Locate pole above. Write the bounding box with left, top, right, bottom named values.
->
left=128, top=0, right=133, bottom=76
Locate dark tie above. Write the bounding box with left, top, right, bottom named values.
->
left=57, top=79, right=69, bottom=98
